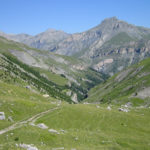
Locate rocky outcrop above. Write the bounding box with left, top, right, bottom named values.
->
left=72, top=65, right=85, bottom=70
left=71, top=93, right=78, bottom=103
left=94, top=58, right=113, bottom=71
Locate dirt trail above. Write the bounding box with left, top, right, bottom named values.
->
left=0, top=107, right=59, bottom=135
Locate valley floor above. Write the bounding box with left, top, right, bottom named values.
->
left=0, top=103, right=150, bottom=150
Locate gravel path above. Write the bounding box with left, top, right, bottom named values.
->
left=0, top=107, right=59, bottom=135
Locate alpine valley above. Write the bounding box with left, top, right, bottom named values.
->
left=0, top=17, right=150, bottom=150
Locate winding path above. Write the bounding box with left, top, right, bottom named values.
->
left=0, top=107, right=59, bottom=135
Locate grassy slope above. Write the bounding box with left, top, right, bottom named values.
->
left=86, top=57, right=150, bottom=106
left=0, top=36, right=69, bottom=86
left=0, top=81, right=58, bottom=129
left=0, top=104, right=150, bottom=150
left=105, top=32, right=134, bottom=46
left=34, top=67, right=68, bottom=86
left=0, top=36, right=70, bottom=87
left=0, top=36, right=106, bottom=101
left=0, top=53, right=71, bottom=102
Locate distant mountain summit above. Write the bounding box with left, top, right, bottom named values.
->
left=0, top=31, right=32, bottom=42
left=1, top=17, right=150, bottom=74
left=0, top=28, right=69, bottom=50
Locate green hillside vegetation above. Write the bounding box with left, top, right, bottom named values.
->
left=105, top=32, right=134, bottom=45
left=0, top=104, right=150, bottom=150
left=0, top=36, right=39, bottom=52
left=0, top=53, right=71, bottom=102
left=0, top=36, right=107, bottom=102
left=66, top=68, right=108, bottom=101
left=0, top=81, right=58, bottom=129
left=34, top=67, right=68, bottom=86
left=86, top=57, right=150, bottom=106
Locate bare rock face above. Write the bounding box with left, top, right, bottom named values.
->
left=94, top=58, right=113, bottom=71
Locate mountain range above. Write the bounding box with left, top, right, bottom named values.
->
left=1, top=17, right=150, bottom=75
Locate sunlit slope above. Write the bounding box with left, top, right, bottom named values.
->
left=0, top=36, right=106, bottom=102
left=0, top=52, right=71, bottom=102
left=0, top=104, right=150, bottom=150
left=86, top=57, right=150, bottom=106
left=0, top=81, right=59, bottom=129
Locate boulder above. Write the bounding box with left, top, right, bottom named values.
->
left=0, top=112, right=5, bottom=120
left=19, top=143, right=38, bottom=150
left=118, top=108, right=129, bottom=112
left=36, top=123, right=48, bottom=129
left=107, top=106, right=111, bottom=110
left=52, top=147, right=64, bottom=150
left=43, top=94, right=49, bottom=98
left=48, top=129, right=60, bottom=134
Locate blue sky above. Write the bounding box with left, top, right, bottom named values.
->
left=0, top=0, right=150, bottom=35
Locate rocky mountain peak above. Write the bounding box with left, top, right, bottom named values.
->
left=92, top=17, right=130, bottom=32
left=45, top=28, right=58, bottom=32
left=45, top=28, right=66, bottom=33
left=101, top=16, right=119, bottom=24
